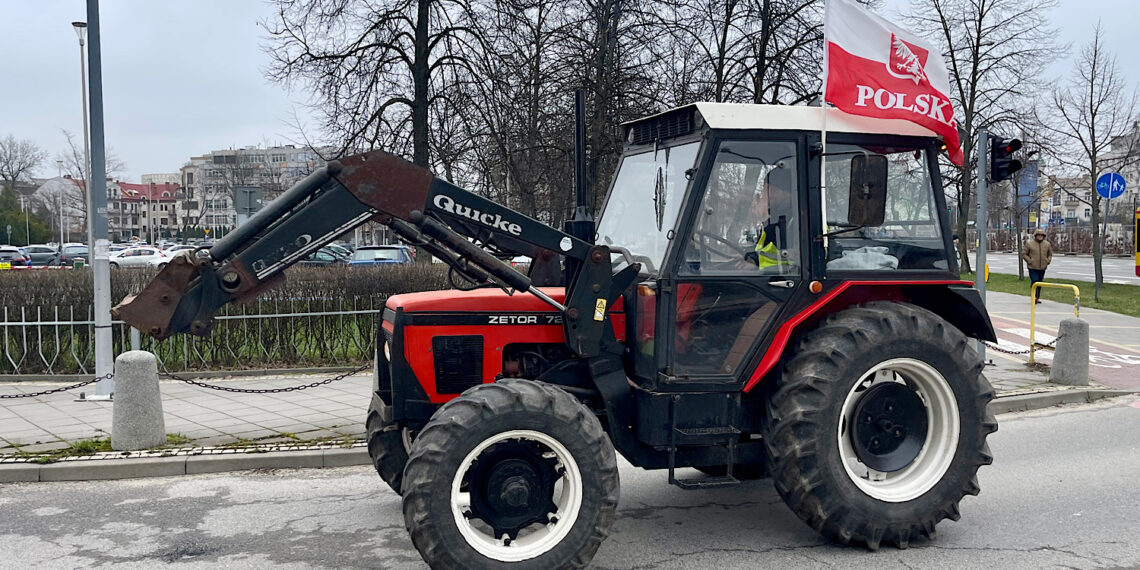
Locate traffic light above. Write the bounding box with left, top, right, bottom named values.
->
left=990, top=137, right=1023, bottom=182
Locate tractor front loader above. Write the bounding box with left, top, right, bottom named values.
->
left=116, top=102, right=998, bottom=569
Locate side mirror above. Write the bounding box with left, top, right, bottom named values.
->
left=848, top=154, right=888, bottom=227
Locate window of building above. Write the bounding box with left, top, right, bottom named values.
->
left=1084, top=207, right=1091, bottom=218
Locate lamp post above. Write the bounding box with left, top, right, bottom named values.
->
left=56, top=160, right=64, bottom=245
left=74, top=3, right=114, bottom=399
left=72, top=21, right=91, bottom=247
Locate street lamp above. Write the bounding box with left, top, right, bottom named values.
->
left=55, top=160, right=65, bottom=245
left=72, top=21, right=91, bottom=247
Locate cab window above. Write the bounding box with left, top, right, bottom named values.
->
left=680, top=140, right=800, bottom=276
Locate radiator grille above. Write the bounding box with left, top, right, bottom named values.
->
left=432, top=335, right=484, bottom=394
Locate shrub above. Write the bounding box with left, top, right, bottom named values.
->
left=0, top=264, right=451, bottom=374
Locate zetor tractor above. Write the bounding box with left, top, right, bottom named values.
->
left=117, top=102, right=998, bottom=569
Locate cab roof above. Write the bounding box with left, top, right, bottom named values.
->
left=623, top=103, right=940, bottom=144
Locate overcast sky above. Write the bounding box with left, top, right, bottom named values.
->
left=1, top=0, right=1135, bottom=183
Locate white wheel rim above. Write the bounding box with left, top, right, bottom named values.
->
left=450, top=429, right=583, bottom=562
left=837, top=358, right=960, bottom=502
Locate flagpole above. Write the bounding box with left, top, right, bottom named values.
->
left=820, top=0, right=830, bottom=247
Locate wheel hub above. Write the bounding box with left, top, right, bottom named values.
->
left=466, top=440, right=559, bottom=540
left=851, top=382, right=928, bottom=472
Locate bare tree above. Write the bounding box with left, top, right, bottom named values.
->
left=903, top=0, right=1063, bottom=273
left=55, top=129, right=127, bottom=234
left=263, top=0, right=482, bottom=168
left=0, top=135, right=47, bottom=192
left=1038, top=24, right=1139, bottom=300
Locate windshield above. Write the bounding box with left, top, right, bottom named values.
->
left=823, top=144, right=949, bottom=271
left=596, top=142, right=701, bottom=273
left=354, top=248, right=405, bottom=261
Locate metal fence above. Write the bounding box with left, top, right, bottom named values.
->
left=1, top=298, right=382, bottom=375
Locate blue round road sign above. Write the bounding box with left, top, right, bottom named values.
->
left=1096, top=172, right=1126, bottom=200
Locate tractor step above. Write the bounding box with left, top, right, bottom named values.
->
left=671, top=474, right=741, bottom=490
left=666, top=393, right=742, bottom=490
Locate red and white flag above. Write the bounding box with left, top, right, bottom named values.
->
left=824, top=0, right=963, bottom=165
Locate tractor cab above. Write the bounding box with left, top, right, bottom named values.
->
left=596, top=103, right=960, bottom=390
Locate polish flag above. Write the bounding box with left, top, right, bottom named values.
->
left=824, top=0, right=963, bottom=165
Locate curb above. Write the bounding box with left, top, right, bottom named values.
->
left=988, top=388, right=1135, bottom=415
left=2, top=389, right=1135, bottom=484
left=0, top=447, right=369, bottom=483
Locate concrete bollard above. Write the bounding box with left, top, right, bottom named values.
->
left=1049, top=318, right=1090, bottom=386
left=111, top=351, right=167, bottom=451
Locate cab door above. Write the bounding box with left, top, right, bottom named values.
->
left=663, top=138, right=805, bottom=381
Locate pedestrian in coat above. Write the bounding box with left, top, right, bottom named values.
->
left=1021, top=229, right=1053, bottom=303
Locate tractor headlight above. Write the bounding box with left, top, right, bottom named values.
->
left=382, top=339, right=391, bottom=362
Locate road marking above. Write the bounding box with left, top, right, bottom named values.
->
left=999, top=327, right=1140, bottom=369
left=989, top=314, right=1140, bottom=354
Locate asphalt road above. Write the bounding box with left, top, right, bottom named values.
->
left=2, top=397, right=1139, bottom=569
left=980, top=252, right=1138, bottom=285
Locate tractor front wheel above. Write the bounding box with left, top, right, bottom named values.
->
left=765, top=302, right=997, bottom=550
left=402, top=379, right=619, bottom=569
left=365, top=400, right=409, bottom=495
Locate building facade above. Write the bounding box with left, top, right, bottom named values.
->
left=179, top=145, right=323, bottom=237
left=112, top=181, right=180, bottom=242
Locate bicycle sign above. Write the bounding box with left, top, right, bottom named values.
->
left=1096, top=172, right=1126, bottom=200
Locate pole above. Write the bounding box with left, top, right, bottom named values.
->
left=85, top=0, right=114, bottom=399
left=22, top=195, right=30, bottom=246
left=56, top=161, right=63, bottom=245
left=76, top=30, right=92, bottom=249
left=975, top=128, right=988, bottom=362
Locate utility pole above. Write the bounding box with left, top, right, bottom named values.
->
left=82, top=0, right=114, bottom=399
left=975, top=128, right=988, bottom=363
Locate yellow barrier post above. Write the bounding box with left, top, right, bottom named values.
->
left=1029, top=282, right=1080, bottom=363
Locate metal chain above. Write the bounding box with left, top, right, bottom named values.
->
left=0, top=372, right=115, bottom=399
left=159, top=363, right=371, bottom=394
left=983, top=334, right=1065, bottom=356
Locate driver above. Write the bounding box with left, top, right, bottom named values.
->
left=742, top=170, right=794, bottom=270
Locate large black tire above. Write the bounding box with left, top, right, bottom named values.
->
left=366, top=399, right=409, bottom=495
left=765, top=302, right=997, bottom=550
left=402, top=379, right=619, bottom=570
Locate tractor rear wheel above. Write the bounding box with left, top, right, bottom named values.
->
left=366, top=399, right=409, bottom=495
left=764, top=302, right=997, bottom=550
left=402, top=379, right=619, bottom=569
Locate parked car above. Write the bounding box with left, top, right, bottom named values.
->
left=323, top=243, right=353, bottom=261
left=164, top=244, right=196, bottom=255
left=296, top=249, right=347, bottom=267
left=24, top=244, right=60, bottom=266
left=349, top=245, right=415, bottom=266
left=0, top=245, right=30, bottom=268
left=109, top=247, right=166, bottom=269
left=59, top=244, right=89, bottom=266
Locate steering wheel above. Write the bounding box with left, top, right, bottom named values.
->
left=693, top=230, right=751, bottom=261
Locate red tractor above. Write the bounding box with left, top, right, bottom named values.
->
left=117, top=102, right=997, bottom=569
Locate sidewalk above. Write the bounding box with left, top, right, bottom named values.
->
left=984, top=290, right=1140, bottom=390
left=1, top=351, right=1134, bottom=482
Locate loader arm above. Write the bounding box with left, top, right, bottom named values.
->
left=113, top=149, right=636, bottom=357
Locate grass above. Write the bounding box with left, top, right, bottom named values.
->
left=961, top=272, right=1140, bottom=318
left=165, top=433, right=193, bottom=446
